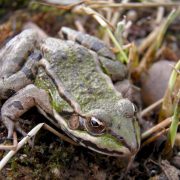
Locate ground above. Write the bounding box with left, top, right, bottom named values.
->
left=0, top=1, right=180, bottom=179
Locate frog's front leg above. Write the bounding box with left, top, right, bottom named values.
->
left=59, top=27, right=128, bottom=81
left=0, top=29, right=38, bottom=77
left=0, top=29, right=41, bottom=99
left=0, top=52, right=41, bottom=99
left=1, top=84, right=53, bottom=138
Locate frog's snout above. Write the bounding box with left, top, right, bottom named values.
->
left=128, top=139, right=139, bottom=154
left=109, top=129, right=138, bottom=154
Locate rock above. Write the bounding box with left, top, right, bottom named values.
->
left=141, top=60, right=175, bottom=106
left=114, top=79, right=142, bottom=108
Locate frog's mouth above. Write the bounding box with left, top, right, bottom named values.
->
left=51, top=109, right=137, bottom=157
left=66, top=132, right=132, bottom=157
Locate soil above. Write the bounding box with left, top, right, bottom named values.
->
left=0, top=1, right=180, bottom=179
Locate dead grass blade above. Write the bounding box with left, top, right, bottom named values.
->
left=135, top=9, right=180, bottom=77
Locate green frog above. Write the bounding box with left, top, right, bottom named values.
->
left=0, top=27, right=140, bottom=161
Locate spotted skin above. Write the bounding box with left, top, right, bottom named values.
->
left=0, top=50, right=42, bottom=99
left=0, top=29, right=128, bottom=135
left=1, top=84, right=53, bottom=138
left=7, top=101, right=24, bottom=110
left=0, top=28, right=139, bottom=158
left=59, top=27, right=115, bottom=60
left=0, top=29, right=38, bottom=78
left=59, top=27, right=128, bottom=81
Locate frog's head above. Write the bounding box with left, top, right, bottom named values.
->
left=54, top=98, right=140, bottom=158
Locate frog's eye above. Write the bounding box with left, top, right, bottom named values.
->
left=90, top=117, right=103, bottom=127
left=117, top=99, right=137, bottom=118
left=85, top=117, right=106, bottom=135
left=132, top=104, right=138, bottom=115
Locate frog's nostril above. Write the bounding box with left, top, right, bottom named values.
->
left=110, top=130, right=124, bottom=142
left=117, top=136, right=124, bottom=141
left=109, top=130, right=138, bottom=152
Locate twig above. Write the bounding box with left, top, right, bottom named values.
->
left=43, top=124, right=77, bottom=145
left=37, top=0, right=85, bottom=10
left=88, top=2, right=180, bottom=9
left=0, top=123, right=77, bottom=171
left=0, top=123, right=44, bottom=171
left=136, top=9, right=179, bottom=76
left=140, top=98, right=163, bottom=117
left=74, top=20, right=86, bottom=33
left=111, top=0, right=130, bottom=27
left=138, top=25, right=160, bottom=53
left=142, top=121, right=180, bottom=147
left=75, top=6, right=128, bottom=63
left=142, top=127, right=168, bottom=147
left=156, top=6, right=165, bottom=24
left=141, top=117, right=172, bottom=140
left=13, top=132, right=18, bottom=150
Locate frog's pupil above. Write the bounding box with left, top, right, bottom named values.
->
left=91, top=117, right=100, bottom=127
left=91, top=120, right=98, bottom=127
left=132, top=104, right=138, bottom=113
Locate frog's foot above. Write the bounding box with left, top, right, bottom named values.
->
left=2, top=116, right=15, bottom=139
left=1, top=84, right=53, bottom=142
left=59, top=27, right=128, bottom=81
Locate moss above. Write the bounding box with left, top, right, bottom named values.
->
left=35, top=39, right=121, bottom=115
left=35, top=69, right=72, bottom=113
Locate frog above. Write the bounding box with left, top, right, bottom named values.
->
left=0, top=27, right=140, bottom=161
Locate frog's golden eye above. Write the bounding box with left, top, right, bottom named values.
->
left=86, top=117, right=106, bottom=135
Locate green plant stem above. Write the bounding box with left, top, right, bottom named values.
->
left=168, top=91, right=180, bottom=147
left=106, top=28, right=128, bottom=63
left=169, top=60, right=180, bottom=92
left=79, top=6, right=128, bottom=63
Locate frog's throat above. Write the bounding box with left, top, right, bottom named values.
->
left=52, top=109, right=132, bottom=157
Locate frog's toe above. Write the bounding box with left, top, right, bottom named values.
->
left=1, top=111, right=23, bottom=139
left=14, top=122, right=27, bottom=137
left=3, top=119, right=15, bottom=139
left=15, top=122, right=35, bottom=147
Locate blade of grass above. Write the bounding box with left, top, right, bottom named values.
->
left=169, top=60, right=180, bottom=92
left=135, top=8, right=180, bottom=76
left=168, top=91, right=180, bottom=147
left=159, top=60, right=180, bottom=121
left=74, top=6, right=128, bottom=63
left=161, top=60, right=180, bottom=157
left=141, top=117, right=171, bottom=140
left=162, top=91, right=180, bottom=158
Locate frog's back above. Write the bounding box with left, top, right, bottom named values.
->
left=36, top=38, right=122, bottom=113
